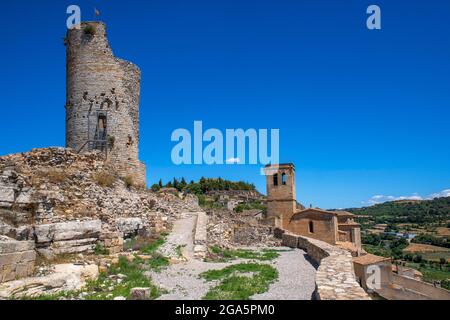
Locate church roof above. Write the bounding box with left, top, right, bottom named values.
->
left=353, top=254, right=391, bottom=266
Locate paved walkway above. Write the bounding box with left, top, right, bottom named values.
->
left=147, top=212, right=316, bottom=300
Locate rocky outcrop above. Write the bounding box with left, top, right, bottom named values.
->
left=0, top=236, right=36, bottom=283
left=0, top=263, right=98, bottom=299
left=33, top=220, right=102, bottom=255
left=282, top=233, right=370, bottom=300
left=0, top=148, right=201, bottom=286
left=0, top=148, right=200, bottom=229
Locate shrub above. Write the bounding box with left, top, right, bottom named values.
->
left=441, top=279, right=450, bottom=290
left=94, top=243, right=109, bottom=255
left=150, top=184, right=161, bottom=192
left=93, top=171, right=117, bottom=188
left=122, top=175, right=134, bottom=189
left=83, top=25, right=96, bottom=36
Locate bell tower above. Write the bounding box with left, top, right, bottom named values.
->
left=264, top=164, right=297, bottom=229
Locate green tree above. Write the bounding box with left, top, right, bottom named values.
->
left=151, top=184, right=160, bottom=192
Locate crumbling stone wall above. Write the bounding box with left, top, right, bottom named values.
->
left=65, top=22, right=146, bottom=185
left=0, top=148, right=201, bottom=283
left=282, top=233, right=370, bottom=300
left=0, top=236, right=36, bottom=283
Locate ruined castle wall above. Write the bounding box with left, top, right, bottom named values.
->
left=282, top=233, right=370, bottom=300
left=65, top=22, right=145, bottom=185
left=0, top=236, right=36, bottom=283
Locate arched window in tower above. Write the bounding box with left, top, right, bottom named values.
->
left=273, top=173, right=278, bottom=186
left=281, top=173, right=287, bottom=185
left=309, top=221, right=314, bottom=233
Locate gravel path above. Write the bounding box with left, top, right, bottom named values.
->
left=252, top=248, right=316, bottom=300
left=158, top=211, right=197, bottom=260
left=147, top=212, right=316, bottom=300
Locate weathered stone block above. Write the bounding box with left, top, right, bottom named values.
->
left=34, top=220, right=102, bottom=244
left=0, top=186, right=15, bottom=203
left=130, top=287, right=151, bottom=300
left=114, top=218, right=143, bottom=238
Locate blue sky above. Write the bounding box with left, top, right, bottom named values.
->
left=0, top=0, right=449, bottom=208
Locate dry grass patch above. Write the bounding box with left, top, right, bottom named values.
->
left=43, top=168, right=69, bottom=184
left=404, top=243, right=450, bottom=253
left=436, top=227, right=450, bottom=237
left=93, top=171, right=117, bottom=188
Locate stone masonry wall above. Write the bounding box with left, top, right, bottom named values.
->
left=65, top=22, right=145, bottom=185
left=282, top=233, right=370, bottom=300
left=0, top=236, right=36, bottom=283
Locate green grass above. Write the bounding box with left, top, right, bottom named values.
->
left=234, top=201, right=267, bottom=213
left=21, top=255, right=163, bottom=300
left=201, top=263, right=278, bottom=300
left=405, top=262, right=450, bottom=283
left=94, top=243, right=109, bottom=255
left=83, top=256, right=160, bottom=300
left=146, top=253, right=170, bottom=271
left=123, top=233, right=168, bottom=253
left=20, top=238, right=171, bottom=301
left=208, top=246, right=281, bottom=262
left=363, top=244, right=392, bottom=258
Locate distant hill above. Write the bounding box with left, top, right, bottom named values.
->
left=345, top=197, right=450, bottom=224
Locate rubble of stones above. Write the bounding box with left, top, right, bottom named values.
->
left=206, top=207, right=281, bottom=249
left=0, top=148, right=200, bottom=291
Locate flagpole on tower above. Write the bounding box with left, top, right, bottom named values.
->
left=94, top=8, right=100, bottom=21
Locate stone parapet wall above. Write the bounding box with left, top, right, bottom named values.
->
left=194, top=212, right=207, bottom=259
left=282, top=232, right=370, bottom=300
left=0, top=236, right=36, bottom=283
left=391, top=273, right=450, bottom=300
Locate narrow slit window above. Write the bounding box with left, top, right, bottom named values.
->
left=309, top=221, right=314, bottom=233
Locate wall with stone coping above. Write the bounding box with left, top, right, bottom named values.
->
left=391, top=273, right=450, bottom=300
left=282, top=233, right=370, bottom=300
left=194, top=212, right=207, bottom=259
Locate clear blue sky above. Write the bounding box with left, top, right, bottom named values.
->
left=1, top=1, right=449, bottom=209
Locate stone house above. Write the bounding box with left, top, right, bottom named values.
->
left=264, top=163, right=362, bottom=255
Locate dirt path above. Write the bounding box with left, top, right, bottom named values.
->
left=147, top=212, right=316, bottom=300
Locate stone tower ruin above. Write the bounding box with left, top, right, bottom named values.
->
left=264, top=164, right=297, bottom=229
left=65, top=22, right=146, bottom=186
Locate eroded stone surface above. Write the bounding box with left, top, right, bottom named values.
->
left=0, top=263, right=98, bottom=299
left=0, top=236, right=36, bottom=284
